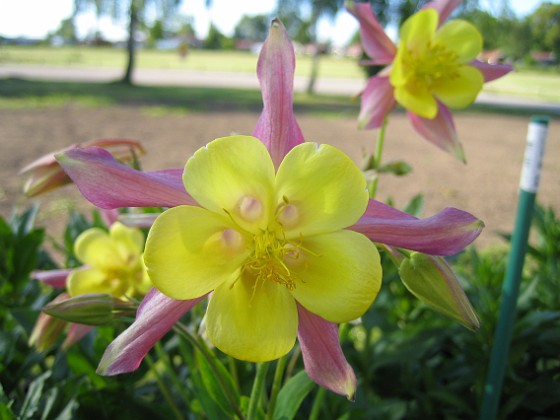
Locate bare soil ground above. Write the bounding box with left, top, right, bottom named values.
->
left=1, top=104, right=558, bottom=251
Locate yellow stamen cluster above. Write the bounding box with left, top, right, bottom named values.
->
left=245, top=229, right=296, bottom=290
left=407, top=43, right=459, bottom=88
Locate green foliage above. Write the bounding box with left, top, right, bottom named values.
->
left=530, top=2, right=560, bottom=60
left=234, top=14, right=271, bottom=42
left=204, top=24, right=233, bottom=50
left=0, top=206, right=48, bottom=310
left=2, top=199, right=558, bottom=418
left=319, top=203, right=560, bottom=419
left=272, top=371, right=315, bottom=420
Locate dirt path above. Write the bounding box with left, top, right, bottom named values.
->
left=1, top=104, right=558, bottom=251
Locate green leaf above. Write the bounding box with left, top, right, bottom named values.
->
left=273, top=370, right=315, bottom=420
left=19, top=371, right=50, bottom=419
left=195, top=349, right=240, bottom=417
left=378, top=160, right=412, bottom=176
left=402, top=193, right=425, bottom=217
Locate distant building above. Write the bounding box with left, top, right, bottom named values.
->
left=530, top=51, right=556, bottom=66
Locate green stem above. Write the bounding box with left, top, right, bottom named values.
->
left=265, top=356, right=288, bottom=420
left=247, top=362, right=269, bottom=420
left=145, top=353, right=185, bottom=420
left=173, top=322, right=244, bottom=419
left=309, top=387, right=326, bottom=420
left=154, top=341, right=192, bottom=412
left=228, top=356, right=240, bottom=391
left=285, top=345, right=301, bottom=380
left=368, top=117, right=388, bottom=200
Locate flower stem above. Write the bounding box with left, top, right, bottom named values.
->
left=309, top=387, right=326, bottom=420
left=368, top=117, right=388, bottom=200
left=154, top=341, right=192, bottom=412
left=173, top=322, right=244, bottom=419
left=265, top=356, right=288, bottom=420
left=145, top=353, right=185, bottom=420
left=247, top=362, right=269, bottom=420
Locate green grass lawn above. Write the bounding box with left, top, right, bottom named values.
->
left=0, top=77, right=554, bottom=119
left=0, top=46, right=365, bottom=79
left=2, top=46, right=560, bottom=102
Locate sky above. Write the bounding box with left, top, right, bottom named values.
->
left=0, top=0, right=555, bottom=47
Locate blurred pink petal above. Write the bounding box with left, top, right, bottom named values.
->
left=32, top=269, right=72, bottom=289
left=346, top=1, right=396, bottom=64
left=423, top=0, right=462, bottom=25
left=29, top=293, right=70, bottom=351
left=253, top=18, right=304, bottom=167
left=470, top=59, right=513, bottom=82
left=408, top=103, right=465, bottom=162
left=97, top=288, right=204, bottom=375
left=358, top=76, right=396, bottom=129
left=57, top=147, right=194, bottom=209
left=20, top=139, right=144, bottom=197
left=297, top=304, right=357, bottom=400
left=62, top=323, right=95, bottom=350
left=100, top=208, right=120, bottom=226
left=352, top=202, right=484, bottom=256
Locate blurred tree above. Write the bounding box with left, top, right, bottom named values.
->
left=148, top=18, right=165, bottom=46
left=73, top=0, right=184, bottom=84
left=276, top=0, right=343, bottom=94
left=51, top=17, right=79, bottom=44
left=502, top=17, right=533, bottom=62
left=234, top=14, right=271, bottom=42
left=204, top=23, right=233, bottom=49
left=530, top=2, right=560, bottom=60
left=458, top=9, right=503, bottom=50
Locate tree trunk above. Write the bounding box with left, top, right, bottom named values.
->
left=306, top=48, right=320, bottom=94
left=122, top=1, right=138, bottom=85
left=306, top=18, right=320, bottom=95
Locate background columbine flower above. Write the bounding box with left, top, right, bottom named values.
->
left=68, top=222, right=150, bottom=298
left=144, top=135, right=382, bottom=362
left=29, top=221, right=149, bottom=350
left=390, top=8, right=483, bottom=119
left=347, top=0, right=512, bottom=160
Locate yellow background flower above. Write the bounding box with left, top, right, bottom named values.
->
left=67, top=222, right=150, bottom=298
left=390, top=8, right=484, bottom=119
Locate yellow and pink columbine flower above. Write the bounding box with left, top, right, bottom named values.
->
left=347, top=0, right=512, bottom=161
left=144, top=135, right=381, bottom=362
left=56, top=19, right=484, bottom=397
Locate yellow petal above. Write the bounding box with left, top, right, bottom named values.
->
left=432, top=65, right=484, bottom=109
left=109, top=222, right=144, bottom=261
left=275, top=143, right=368, bottom=237
left=144, top=206, right=249, bottom=300
left=394, top=82, right=438, bottom=119
left=67, top=268, right=127, bottom=297
left=389, top=48, right=409, bottom=87
left=289, top=230, right=381, bottom=323
left=74, top=228, right=122, bottom=270
left=206, top=274, right=298, bottom=362
left=399, top=9, right=437, bottom=54
left=434, top=19, right=482, bottom=63
left=183, top=136, right=275, bottom=233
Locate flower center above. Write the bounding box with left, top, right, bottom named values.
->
left=244, top=229, right=301, bottom=291
left=407, top=42, right=459, bottom=88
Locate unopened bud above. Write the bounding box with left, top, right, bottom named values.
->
left=399, top=252, right=480, bottom=330
left=43, top=293, right=132, bottom=326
